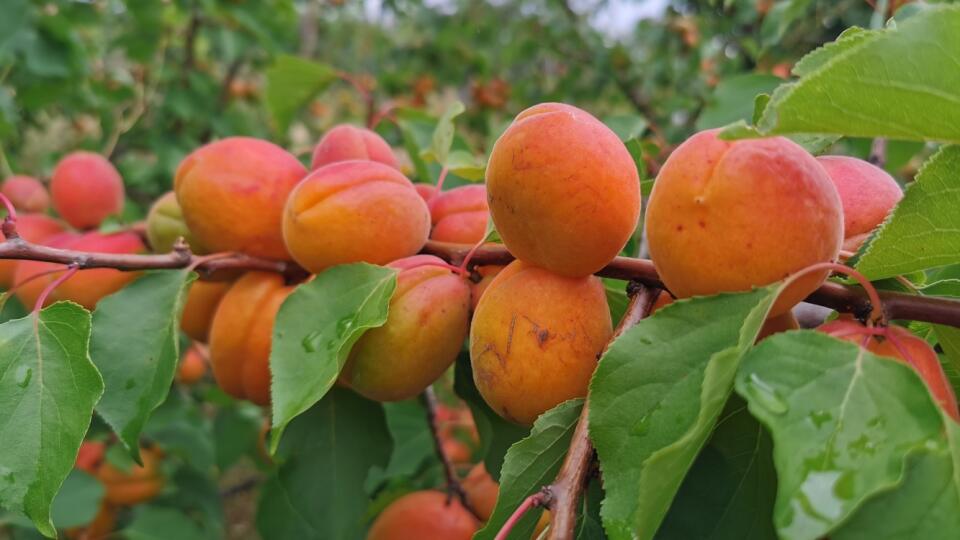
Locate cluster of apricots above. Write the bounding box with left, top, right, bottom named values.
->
left=4, top=100, right=955, bottom=536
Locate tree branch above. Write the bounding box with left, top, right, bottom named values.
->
left=422, top=241, right=960, bottom=329
left=420, top=386, right=481, bottom=520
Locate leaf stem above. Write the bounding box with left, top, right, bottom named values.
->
left=34, top=264, right=79, bottom=312
left=495, top=491, right=548, bottom=540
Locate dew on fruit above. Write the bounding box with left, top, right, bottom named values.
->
left=14, top=365, right=31, bottom=388
left=745, top=372, right=788, bottom=414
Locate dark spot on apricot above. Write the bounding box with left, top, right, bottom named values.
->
left=676, top=225, right=684, bottom=232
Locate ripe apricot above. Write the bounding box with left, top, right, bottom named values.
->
left=145, top=191, right=205, bottom=254
left=14, top=231, right=145, bottom=310
left=470, top=260, right=612, bottom=424
left=175, top=137, right=306, bottom=260
left=414, top=182, right=436, bottom=201
left=816, top=156, right=903, bottom=251
left=819, top=320, right=959, bottom=421
left=367, top=491, right=479, bottom=540
left=282, top=161, right=430, bottom=273
left=756, top=311, right=799, bottom=342
left=311, top=124, right=398, bottom=170
left=180, top=279, right=231, bottom=342
left=0, top=214, right=65, bottom=287
left=177, top=344, right=208, bottom=384
left=430, top=185, right=489, bottom=244
left=50, top=152, right=125, bottom=230
left=208, top=272, right=293, bottom=405
left=645, top=129, right=843, bottom=316
left=486, top=103, right=640, bottom=277
left=463, top=464, right=499, bottom=520
left=75, top=441, right=106, bottom=474
left=470, top=264, right=503, bottom=311
left=341, top=255, right=470, bottom=401
left=96, top=446, right=164, bottom=506
left=1, top=175, right=49, bottom=212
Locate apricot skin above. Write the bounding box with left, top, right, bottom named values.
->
left=208, top=272, right=293, bottom=405
left=816, top=156, right=903, bottom=251
left=367, top=491, right=478, bottom=540
left=470, top=260, right=612, bottom=425
left=177, top=344, right=208, bottom=385
left=414, top=182, right=436, bottom=201
left=819, top=321, right=959, bottom=421
left=486, top=103, right=640, bottom=277
left=0, top=214, right=65, bottom=287
left=645, top=129, right=843, bottom=316
left=14, top=231, right=144, bottom=310
left=311, top=124, right=398, bottom=170
left=470, top=264, right=504, bottom=311
left=146, top=191, right=205, bottom=254
left=430, top=185, right=489, bottom=244
left=342, top=255, right=470, bottom=401
left=96, top=446, right=164, bottom=506
left=50, top=152, right=125, bottom=230
left=282, top=160, right=430, bottom=273
left=175, top=137, right=306, bottom=260
left=462, top=463, right=550, bottom=535
left=180, top=279, right=231, bottom=342
left=1, top=175, right=49, bottom=212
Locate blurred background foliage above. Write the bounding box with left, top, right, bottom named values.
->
left=0, top=0, right=884, bottom=217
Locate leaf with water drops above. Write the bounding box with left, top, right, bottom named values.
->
left=0, top=302, right=102, bottom=537
left=90, top=270, right=195, bottom=462
left=735, top=331, right=959, bottom=540
left=270, top=263, right=396, bottom=453
left=589, top=288, right=778, bottom=540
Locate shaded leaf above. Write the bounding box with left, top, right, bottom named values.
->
left=264, top=55, right=337, bottom=132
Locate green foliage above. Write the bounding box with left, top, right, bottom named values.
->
left=264, top=55, right=337, bottom=133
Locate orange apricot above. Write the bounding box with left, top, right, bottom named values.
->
left=96, top=447, right=164, bottom=506
left=430, top=185, right=489, bottom=244
left=208, top=272, right=294, bottom=405
left=462, top=464, right=551, bottom=535
left=14, top=231, right=145, bottom=310
left=816, top=156, right=903, bottom=252
left=470, top=260, right=612, bottom=424
left=311, top=124, right=398, bottom=170
left=145, top=191, right=205, bottom=253
left=414, top=182, right=436, bottom=202
left=645, top=129, right=843, bottom=316
left=486, top=103, right=640, bottom=277
left=819, top=320, right=959, bottom=421
left=75, top=441, right=106, bottom=474
left=0, top=214, right=65, bottom=287
left=756, top=311, right=800, bottom=342
left=180, top=279, right=231, bottom=342
left=50, top=152, right=125, bottom=229
left=470, top=264, right=503, bottom=312
left=341, top=255, right=470, bottom=401
left=1, top=175, right=49, bottom=213
left=174, top=137, right=306, bottom=260
left=177, top=344, right=208, bottom=385
left=367, top=491, right=479, bottom=540
left=282, top=161, right=430, bottom=273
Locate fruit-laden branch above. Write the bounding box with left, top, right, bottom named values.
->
left=423, top=241, right=960, bottom=328
left=420, top=386, right=481, bottom=520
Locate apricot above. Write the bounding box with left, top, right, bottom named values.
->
left=470, top=264, right=503, bottom=311
left=430, top=185, right=489, bottom=244
left=756, top=312, right=799, bottom=342
left=145, top=191, right=205, bottom=253
left=1, top=175, right=49, bottom=212
left=97, top=446, right=164, bottom=506
left=177, top=344, right=208, bottom=384
left=486, top=103, right=640, bottom=277
left=75, top=441, right=106, bottom=474
left=0, top=213, right=65, bottom=287
left=462, top=463, right=551, bottom=535
left=819, top=321, right=959, bottom=421
left=367, top=491, right=479, bottom=540
left=311, top=124, right=399, bottom=170
left=208, top=272, right=293, bottom=405
left=414, top=182, right=436, bottom=201
left=14, top=231, right=145, bottom=310
left=341, top=255, right=470, bottom=401
left=175, top=137, right=306, bottom=260
left=179, top=279, right=231, bottom=342
left=816, top=156, right=903, bottom=251
left=50, top=152, right=125, bottom=229
left=282, top=161, right=431, bottom=273
left=470, top=260, right=612, bottom=425
left=645, top=129, right=843, bottom=316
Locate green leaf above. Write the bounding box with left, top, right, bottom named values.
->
left=604, top=114, right=649, bottom=141
left=589, top=288, right=778, bottom=540
left=123, top=506, right=206, bottom=540
left=791, top=27, right=876, bottom=78
left=264, top=55, right=337, bottom=132
left=380, top=400, right=435, bottom=479
left=270, top=263, right=396, bottom=453
left=256, top=388, right=392, bottom=540
left=0, top=303, right=102, bottom=538
left=424, top=101, right=465, bottom=166
left=735, top=331, right=958, bottom=540
left=855, top=146, right=960, bottom=279
left=756, top=5, right=960, bottom=143
left=49, top=470, right=104, bottom=529
left=696, top=73, right=784, bottom=131
left=625, top=138, right=649, bottom=182
left=91, top=270, right=195, bottom=461
left=445, top=150, right=486, bottom=181
left=474, top=399, right=584, bottom=540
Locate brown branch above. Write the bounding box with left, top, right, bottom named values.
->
left=868, top=137, right=887, bottom=168
left=420, top=386, right=481, bottom=520
left=422, top=241, right=960, bottom=328
left=544, top=285, right=659, bottom=540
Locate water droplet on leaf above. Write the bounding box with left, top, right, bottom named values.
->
left=745, top=373, right=788, bottom=414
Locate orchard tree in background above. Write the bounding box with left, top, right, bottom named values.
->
left=2, top=1, right=960, bottom=540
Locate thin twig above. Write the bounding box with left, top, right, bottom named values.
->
left=868, top=137, right=887, bottom=168
left=420, top=386, right=481, bottom=520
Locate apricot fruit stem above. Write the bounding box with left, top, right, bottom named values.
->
left=428, top=165, right=450, bottom=213
left=420, top=386, right=481, bottom=520
left=782, top=261, right=884, bottom=325
left=34, top=263, right=79, bottom=313
left=495, top=490, right=549, bottom=540
left=0, top=192, right=17, bottom=223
